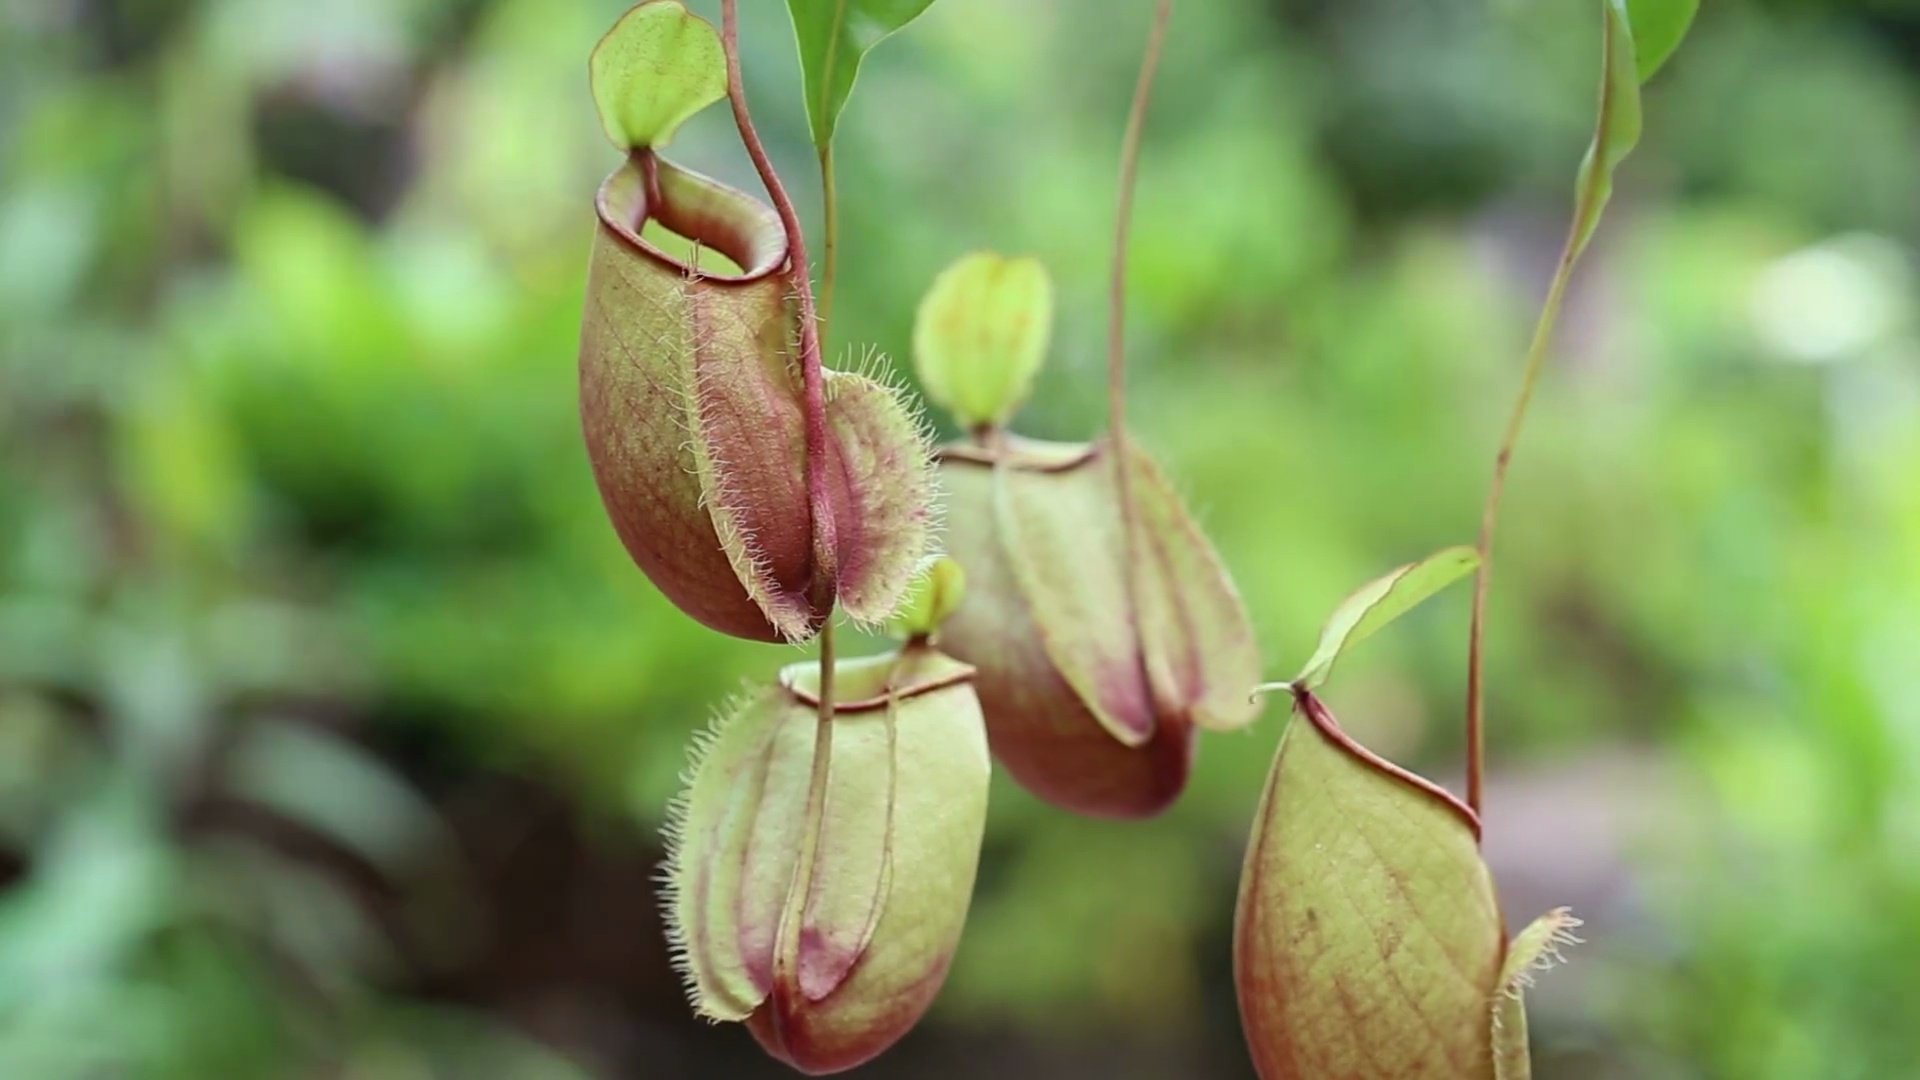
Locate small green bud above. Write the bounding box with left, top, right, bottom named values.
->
left=589, top=1, right=727, bottom=151
left=888, top=557, right=968, bottom=639
left=912, top=252, right=1054, bottom=430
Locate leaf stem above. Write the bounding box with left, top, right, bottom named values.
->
left=1466, top=2, right=1630, bottom=820
left=818, top=142, right=839, bottom=340
left=774, top=622, right=838, bottom=1005
left=719, top=0, right=838, bottom=593
left=1108, top=0, right=1172, bottom=452
left=719, top=1, right=841, bottom=1010
left=1107, top=0, right=1173, bottom=650
left=1464, top=222, right=1581, bottom=819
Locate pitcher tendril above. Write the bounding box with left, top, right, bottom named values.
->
left=1108, top=0, right=1172, bottom=450
left=819, top=143, right=840, bottom=340
left=720, top=0, right=836, bottom=593
left=1464, top=230, right=1578, bottom=818
left=1465, top=0, right=1656, bottom=820
left=1109, top=0, right=1173, bottom=559
left=718, top=0, right=841, bottom=1007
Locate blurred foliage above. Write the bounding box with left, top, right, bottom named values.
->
left=2, top=0, right=1918, bottom=1077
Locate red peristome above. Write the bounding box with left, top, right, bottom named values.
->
left=1293, top=687, right=1481, bottom=838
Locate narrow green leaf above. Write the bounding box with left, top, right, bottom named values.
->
left=1235, top=691, right=1502, bottom=1078
left=1567, top=0, right=1699, bottom=262
left=1293, top=546, right=1479, bottom=690
left=1492, top=908, right=1586, bottom=1080
left=785, top=0, right=938, bottom=148
left=589, top=1, right=728, bottom=151
left=1568, top=0, right=1645, bottom=259
left=1625, top=0, right=1699, bottom=81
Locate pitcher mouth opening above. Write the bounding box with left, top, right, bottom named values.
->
left=937, top=434, right=1101, bottom=473
left=595, top=150, right=787, bottom=284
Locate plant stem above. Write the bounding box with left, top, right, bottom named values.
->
left=1108, top=0, right=1173, bottom=453
left=1466, top=0, right=1629, bottom=818
left=818, top=143, right=839, bottom=341
left=766, top=621, right=838, bottom=1007
left=795, top=626, right=840, bottom=921
left=718, top=0, right=841, bottom=1003
left=1464, top=223, right=1581, bottom=819
left=1107, top=0, right=1172, bottom=645
left=719, top=0, right=837, bottom=591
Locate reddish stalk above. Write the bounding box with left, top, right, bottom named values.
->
left=818, top=143, right=840, bottom=339
left=1464, top=4, right=1623, bottom=819
left=1463, top=234, right=1576, bottom=818
left=718, top=0, right=837, bottom=1007
left=719, top=0, right=837, bottom=595
left=1107, top=0, right=1173, bottom=653
left=1108, top=0, right=1173, bottom=454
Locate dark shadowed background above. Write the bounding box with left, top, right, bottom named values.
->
left=3, top=0, right=1918, bottom=1077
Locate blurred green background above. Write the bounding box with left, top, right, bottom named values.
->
left=3, top=0, right=1917, bottom=1076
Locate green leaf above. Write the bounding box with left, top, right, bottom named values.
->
left=1625, top=0, right=1699, bottom=81
left=1292, top=545, right=1479, bottom=690
left=1566, top=0, right=1699, bottom=263
left=786, top=0, right=938, bottom=148
left=1235, top=691, right=1503, bottom=1078
left=589, top=1, right=728, bottom=151
left=1569, top=0, right=1647, bottom=259
left=1493, top=908, right=1586, bottom=1080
